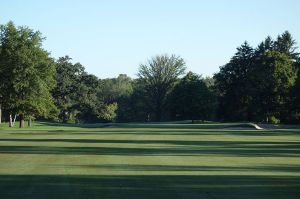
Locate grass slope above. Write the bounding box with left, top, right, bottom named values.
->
left=0, top=122, right=299, bottom=199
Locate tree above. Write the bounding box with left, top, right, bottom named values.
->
left=52, top=56, right=85, bottom=122
left=74, top=74, right=103, bottom=123
left=138, top=54, right=186, bottom=121
left=255, top=36, right=274, bottom=57
left=99, top=103, right=118, bottom=122
left=0, top=21, right=56, bottom=127
left=214, top=42, right=254, bottom=121
left=252, top=51, right=297, bottom=122
left=52, top=56, right=121, bottom=123
left=97, top=74, right=133, bottom=122
left=0, top=21, right=18, bottom=126
left=168, top=72, right=216, bottom=122
left=250, top=33, right=298, bottom=122
left=289, top=60, right=300, bottom=123
left=274, top=31, right=299, bottom=59
left=215, top=34, right=299, bottom=123
left=116, top=79, right=151, bottom=122
left=99, top=74, right=133, bottom=104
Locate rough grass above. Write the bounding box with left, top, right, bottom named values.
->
left=0, top=122, right=299, bottom=199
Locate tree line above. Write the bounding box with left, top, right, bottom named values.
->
left=214, top=32, right=300, bottom=123
left=0, top=21, right=299, bottom=127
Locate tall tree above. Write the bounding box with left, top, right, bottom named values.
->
left=0, top=21, right=18, bottom=126
left=0, top=21, right=56, bottom=127
left=289, top=59, right=300, bottom=123
left=215, top=34, right=299, bottom=123
left=53, top=56, right=117, bottom=123
left=214, top=42, right=254, bottom=121
left=274, top=31, right=299, bottom=59
left=74, top=74, right=103, bottom=123
left=52, top=56, right=85, bottom=122
left=250, top=33, right=299, bottom=122
left=138, top=54, right=186, bottom=121
left=251, top=51, right=297, bottom=122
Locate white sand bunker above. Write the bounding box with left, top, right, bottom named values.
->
left=249, top=123, right=264, bottom=130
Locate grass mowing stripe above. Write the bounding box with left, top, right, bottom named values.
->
left=0, top=122, right=299, bottom=198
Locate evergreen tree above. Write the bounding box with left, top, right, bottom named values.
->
left=214, top=42, right=254, bottom=121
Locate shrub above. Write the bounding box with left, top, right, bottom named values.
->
left=270, top=116, right=280, bottom=124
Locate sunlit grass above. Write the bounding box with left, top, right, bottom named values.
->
left=0, top=122, right=299, bottom=198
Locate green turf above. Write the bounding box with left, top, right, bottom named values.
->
left=0, top=122, right=299, bottom=199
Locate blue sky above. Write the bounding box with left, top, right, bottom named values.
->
left=1, top=0, right=300, bottom=78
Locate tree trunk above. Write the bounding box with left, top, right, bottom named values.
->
left=28, top=118, right=32, bottom=127
left=19, top=114, right=25, bottom=128
left=0, top=104, right=2, bottom=125
left=9, top=114, right=13, bottom=127
left=12, top=114, right=17, bottom=127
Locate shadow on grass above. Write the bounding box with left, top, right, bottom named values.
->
left=0, top=175, right=299, bottom=199
left=0, top=140, right=299, bottom=157
left=38, top=122, right=261, bottom=130
left=9, top=129, right=300, bottom=137
left=64, top=164, right=300, bottom=173
left=1, top=138, right=300, bottom=148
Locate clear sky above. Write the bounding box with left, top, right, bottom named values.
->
left=1, top=0, right=300, bottom=78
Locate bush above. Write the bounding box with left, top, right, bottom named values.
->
left=270, top=116, right=280, bottom=124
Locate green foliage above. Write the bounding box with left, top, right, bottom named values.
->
left=1, top=21, right=300, bottom=124
left=214, top=32, right=299, bottom=123
left=168, top=72, right=216, bottom=121
left=273, top=31, right=299, bottom=59
left=99, top=102, right=118, bottom=122
left=214, top=42, right=254, bottom=121
left=52, top=56, right=85, bottom=122
left=138, top=54, right=186, bottom=121
left=0, top=21, right=56, bottom=125
left=75, top=74, right=103, bottom=123
left=269, top=116, right=280, bottom=124
left=99, top=74, right=133, bottom=104
left=116, top=79, right=151, bottom=122
left=251, top=50, right=297, bottom=122
left=294, top=61, right=300, bottom=108
left=52, top=56, right=106, bottom=123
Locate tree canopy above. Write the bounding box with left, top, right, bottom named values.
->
left=214, top=32, right=299, bottom=123
left=0, top=21, right=56, bottom=127
left=168, top=72, right=216, bottom=121
left=138, top=54, right=186, bottom=121
left=0, top=21, right=300, bottom=126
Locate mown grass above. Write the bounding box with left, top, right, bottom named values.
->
left=0, top=122, right=299, bottom=198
